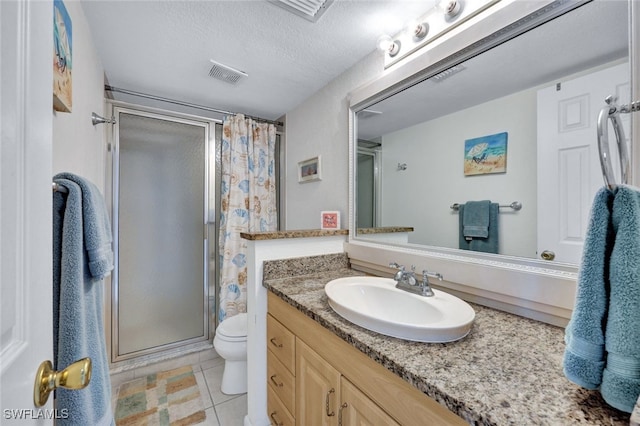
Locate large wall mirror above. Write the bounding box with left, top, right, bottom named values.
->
left=352, top=0, right=632, bottom=267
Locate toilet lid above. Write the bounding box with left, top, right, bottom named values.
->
left=217, top=313, right=247, bottom=338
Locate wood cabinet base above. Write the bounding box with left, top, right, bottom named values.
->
left=267, top=292, right=466, bottom=426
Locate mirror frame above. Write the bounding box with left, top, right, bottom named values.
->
left=346, top=0, right=638, bottom=326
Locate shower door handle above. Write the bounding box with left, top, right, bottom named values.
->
left=207, top=208, right=216, bottom=224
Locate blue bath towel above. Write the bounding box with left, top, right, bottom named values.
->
left=53, top=174, right=114, bottom=426
left=563, top=187, right=614, bottom=389
left=600, top=186, right=640, bottom=412
left=462, top=200, right=491, bottom=239
left=458, top=202, right=499, bottom=254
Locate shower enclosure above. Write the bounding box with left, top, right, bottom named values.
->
left=107, top=103, right=219, bottom=362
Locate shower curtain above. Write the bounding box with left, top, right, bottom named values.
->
left=219, top=114, right=277, bottom=321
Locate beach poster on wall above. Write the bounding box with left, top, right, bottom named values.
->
left=53, top=0, right=72, bottom=112
left=464, top=132, right=508, bottom=176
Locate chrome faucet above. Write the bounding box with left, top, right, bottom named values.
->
left=420, top=270, right=443, bottom=297
left=389, top=262, right=442, bottom=297
left=389, top=262, right=417, bottom=286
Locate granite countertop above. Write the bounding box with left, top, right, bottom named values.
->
left=240, top=227, right=412, bottom=240
left=263, top=267, right=630, bottom=426
left=356, top=226, right=414, bottom=234
left=240, top=229, right=348, bottom=240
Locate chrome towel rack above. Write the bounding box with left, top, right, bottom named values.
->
left=597, top=95, right=637, bottom=190
left=450, top=201, right=522, bottom=211
left=52, top=182, right=68, bottom=193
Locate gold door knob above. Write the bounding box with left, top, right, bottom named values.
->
left=540, top=250, right=556, bottom=261
left=34, top=357, right=92, bottom=407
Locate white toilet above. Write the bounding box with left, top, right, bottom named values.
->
left=213, top=312, right=248, bottom=395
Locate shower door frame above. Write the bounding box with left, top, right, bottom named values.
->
left=356, top=146, right=382, bottom=228
left=106, top=101, right=219, bottom=363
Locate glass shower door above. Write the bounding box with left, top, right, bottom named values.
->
left=113, top=108, right=209, bottom=360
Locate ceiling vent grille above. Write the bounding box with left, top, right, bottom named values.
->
left=208, top=60, right=248, bottom=85
left=269, top=0, right=334, bottom=22
left=431, top=65, right=467, bottom=83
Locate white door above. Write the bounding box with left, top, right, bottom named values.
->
left=1, top=1, right=55, bottom=423
left=537, top=62, right=630, bottom=264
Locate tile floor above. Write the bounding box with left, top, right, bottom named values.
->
left=110, top=352, right=247, bottom=426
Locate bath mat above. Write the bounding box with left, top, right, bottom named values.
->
left=114, top=365, right=207, bottom=426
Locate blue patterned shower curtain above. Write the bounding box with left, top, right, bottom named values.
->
left=218, top=114, right=277, bottom=321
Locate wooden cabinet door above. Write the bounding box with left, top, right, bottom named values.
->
left=339, top=377, right=400, bottom=426
left=296, top=339, right=341, bottom=426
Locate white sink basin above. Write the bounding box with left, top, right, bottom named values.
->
left=324, top=276, right=475, bottom=343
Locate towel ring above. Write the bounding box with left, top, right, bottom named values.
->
left=596, top=95, right=630, bottom=190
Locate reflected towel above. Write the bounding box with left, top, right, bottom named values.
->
left=462, top=200, right=491, bottom=239
left=601, top=186, right=640, bottom=412
left=563, top=188, right=614, bottom=389
left=53, top=174, right=114, bottom=426
left=458, top=202, right=499, bottom=254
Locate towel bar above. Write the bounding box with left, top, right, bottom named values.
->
left=597, top=95, right=634, bottom=190
left=450, top=201, right=521, bottom=211
left=52, top=182, right=68, bottom=193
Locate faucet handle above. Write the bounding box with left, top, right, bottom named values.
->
left=422, top=270, right=443, bottom=281
left=389, top=262, right=404, bottom=271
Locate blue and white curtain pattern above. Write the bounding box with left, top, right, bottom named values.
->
left=219, top=114, right=277, bottom=322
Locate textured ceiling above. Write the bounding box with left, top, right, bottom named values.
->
left=81, top=0, right=434, bottom=121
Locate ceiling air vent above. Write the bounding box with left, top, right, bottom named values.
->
left=431, top=65, right=467, bottom=83
left=269, top=0, right=334, bottom=22
left=208, top=60, right=248, bottom=85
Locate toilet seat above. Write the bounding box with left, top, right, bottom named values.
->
left=216, top=313, right=247, bottom=342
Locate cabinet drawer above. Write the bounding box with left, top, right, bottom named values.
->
left=268, top=349, right=295, bottom=414
left=267, top=386, right=295, bottom=426
left=267, top=314, right=295, bottom=373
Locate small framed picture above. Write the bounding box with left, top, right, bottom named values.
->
left=321, top=211, right=340, bottom=230
left=298, top=156, right=322, bottom=183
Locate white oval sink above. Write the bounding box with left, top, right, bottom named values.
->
left=324, top=276, right=475, bottom=343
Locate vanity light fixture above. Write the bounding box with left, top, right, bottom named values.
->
left=377, top=35, right=401, bottom=57
left=378, top=0, right=497, bottom=68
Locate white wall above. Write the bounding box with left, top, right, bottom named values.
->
left=284, top=52, right=384, bottom=230
left=380, top=88, right=538, bottom=258
left=53, top=1, right=106, bottom=192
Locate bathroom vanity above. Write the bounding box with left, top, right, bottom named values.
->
left=262, top=254, right=630, bottom=426
left=267, top=290, right=465, bottom=425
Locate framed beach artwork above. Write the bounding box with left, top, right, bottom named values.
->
left=298, top=156, right=322, bottom=183
left=321, top=211, right=340, bottom=230
left=464, top=132, right=508, bottom=176
left=53, top=0, right=72, bottom=112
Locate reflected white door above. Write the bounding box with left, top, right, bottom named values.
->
left=537, top=62, right=629, bottom=264
left=0, top=0, right=54, bottom=423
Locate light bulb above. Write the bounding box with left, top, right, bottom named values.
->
left=405, top=19, right=429, bottom=40
left=377, top=34, right=393, bottom=52
left=413, top=22, right=429, bottom=39
left=438, top=0, right=463, bottom=19
left=376, top=35, right=401, bottom=57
